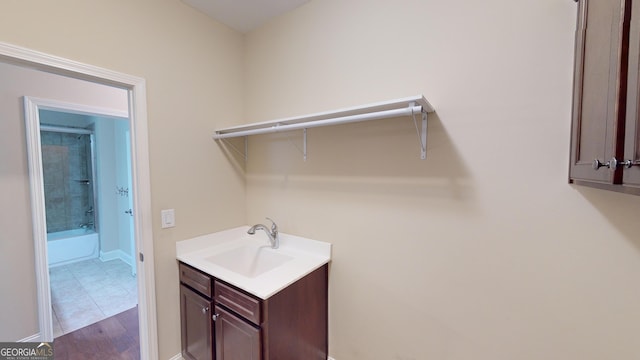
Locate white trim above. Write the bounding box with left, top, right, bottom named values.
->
left=0, top=41, right=143, bottom=88
left=3, top=41, right=158, bottom=360
left=126, top=79, right=160, bottom=360
left=28, top=96, right=128, bottom=119
left=17, top=333, right=41, bottom=343
left=168, top=353, right=184, bottom=360
left=23, top=97, right=52, bottom=343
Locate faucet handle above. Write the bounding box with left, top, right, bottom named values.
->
left=265, top=217, right=277, bottom=232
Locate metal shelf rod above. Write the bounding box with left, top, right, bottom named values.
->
left=213, top=106, right=424, bottom=140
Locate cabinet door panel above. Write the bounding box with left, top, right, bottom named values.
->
left=570, top=0, right=628, bottom=183
left=181, top=285, right=214, bottom=360
left=624, top=0, right=640, bottom=187
left=215, top=305, right=261, bottom=360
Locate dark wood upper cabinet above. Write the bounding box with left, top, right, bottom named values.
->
left=570, top=0, right=630, bottom=184
left=570, top=0, right=640, bottom=194
left=624, top=0, right=640, bottom=187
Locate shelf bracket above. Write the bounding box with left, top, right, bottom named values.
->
left=421, top=111, right=427, bottom=160
left=303, top=128, right=307, bottom=162
left=410, top=102, right=427, bottom=160
left=284, top=128, right=308, bottom=161
left=220, top=137, right=248, bottom=162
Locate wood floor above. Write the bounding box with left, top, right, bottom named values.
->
left=53, top=306, right=139, bottom=360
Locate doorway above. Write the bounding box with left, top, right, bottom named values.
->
left=38, top=108, right=138, bottom=337
left=2, top=41, right=159, bottom=359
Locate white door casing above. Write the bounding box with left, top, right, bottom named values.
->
left=3, top=41, right=159, bottom=360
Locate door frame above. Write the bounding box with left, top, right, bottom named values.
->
left=1, top=41, right=158, bottom=359
left=25, top=96, right=133, bottom=334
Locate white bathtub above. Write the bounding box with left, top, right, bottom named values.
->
left=47, top=229, right=99, bottom=267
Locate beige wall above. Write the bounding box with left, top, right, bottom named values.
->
left=3, top=0, right=640, bottom=359
left=0, top=62, right=128, bottom=340
left=244, top=0, right=640, bottom=359
left=0, top=0, right=246, bottom=357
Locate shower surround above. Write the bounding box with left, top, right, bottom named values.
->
left=41, top=129, right=99, bottom=267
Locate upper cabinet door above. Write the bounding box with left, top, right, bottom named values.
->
left=624, top=0, right=640, bottom=187
left=570, top=0, right=631, bottom=184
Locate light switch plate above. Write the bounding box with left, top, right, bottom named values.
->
left=161, top=209, right=175, bottom=229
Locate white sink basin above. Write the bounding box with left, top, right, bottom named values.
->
left=204, top=244, right=293, bottom=278
left=177, top=226, right=331, bottom=299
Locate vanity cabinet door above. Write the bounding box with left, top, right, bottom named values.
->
left=180, top=285, right=214, bottom=360
left=214, top=305, right=261, bottom=360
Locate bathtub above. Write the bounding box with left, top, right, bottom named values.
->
left=47, top=229, right=99, bottom=267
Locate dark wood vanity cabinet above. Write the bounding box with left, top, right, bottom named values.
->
left=570, top=0, right=640, bottom=194
left=214, top=305, right=261, bottom=360
left=180, top=263, right=214, bottom=360
left=179, top=261, right=328, bottom=360
left=180, top=285, right=214, bottom=360
left=213, top=280, right=262, bottom=360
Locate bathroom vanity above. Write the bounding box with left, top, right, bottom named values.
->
left=176, top=227, right=331, bottom=360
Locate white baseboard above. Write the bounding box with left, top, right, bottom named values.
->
left=18, top=333, right=40, bottom=342
left=100, top=249, right=135, bottom=272
left=169, top=351, right=327, bottom=360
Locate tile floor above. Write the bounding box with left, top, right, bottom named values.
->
left=49, top=258, right=138, bottom=338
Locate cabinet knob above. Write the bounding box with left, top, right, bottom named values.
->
left=609, top=157, right=634, bottom=169
left=202, top=307, right=209, bottom=314
left=592, top=159, right=610, bottom=170
left=212, top=313, right=220, bottom=321
left=593, top=158, right=635, bottom=171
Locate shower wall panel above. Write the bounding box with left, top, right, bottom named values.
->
left=41, top=131, right=95, bottom=233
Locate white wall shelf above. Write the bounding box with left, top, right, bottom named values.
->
left=212, top=95, right=435, bottom=160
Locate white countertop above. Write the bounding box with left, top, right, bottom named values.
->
left=176, top=226, right=331, bottom=299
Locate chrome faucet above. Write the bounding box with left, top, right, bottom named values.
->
left=247, top=217, right=279, bottom=249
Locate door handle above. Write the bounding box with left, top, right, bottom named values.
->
left=125, top=209, right=133, bottom=215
